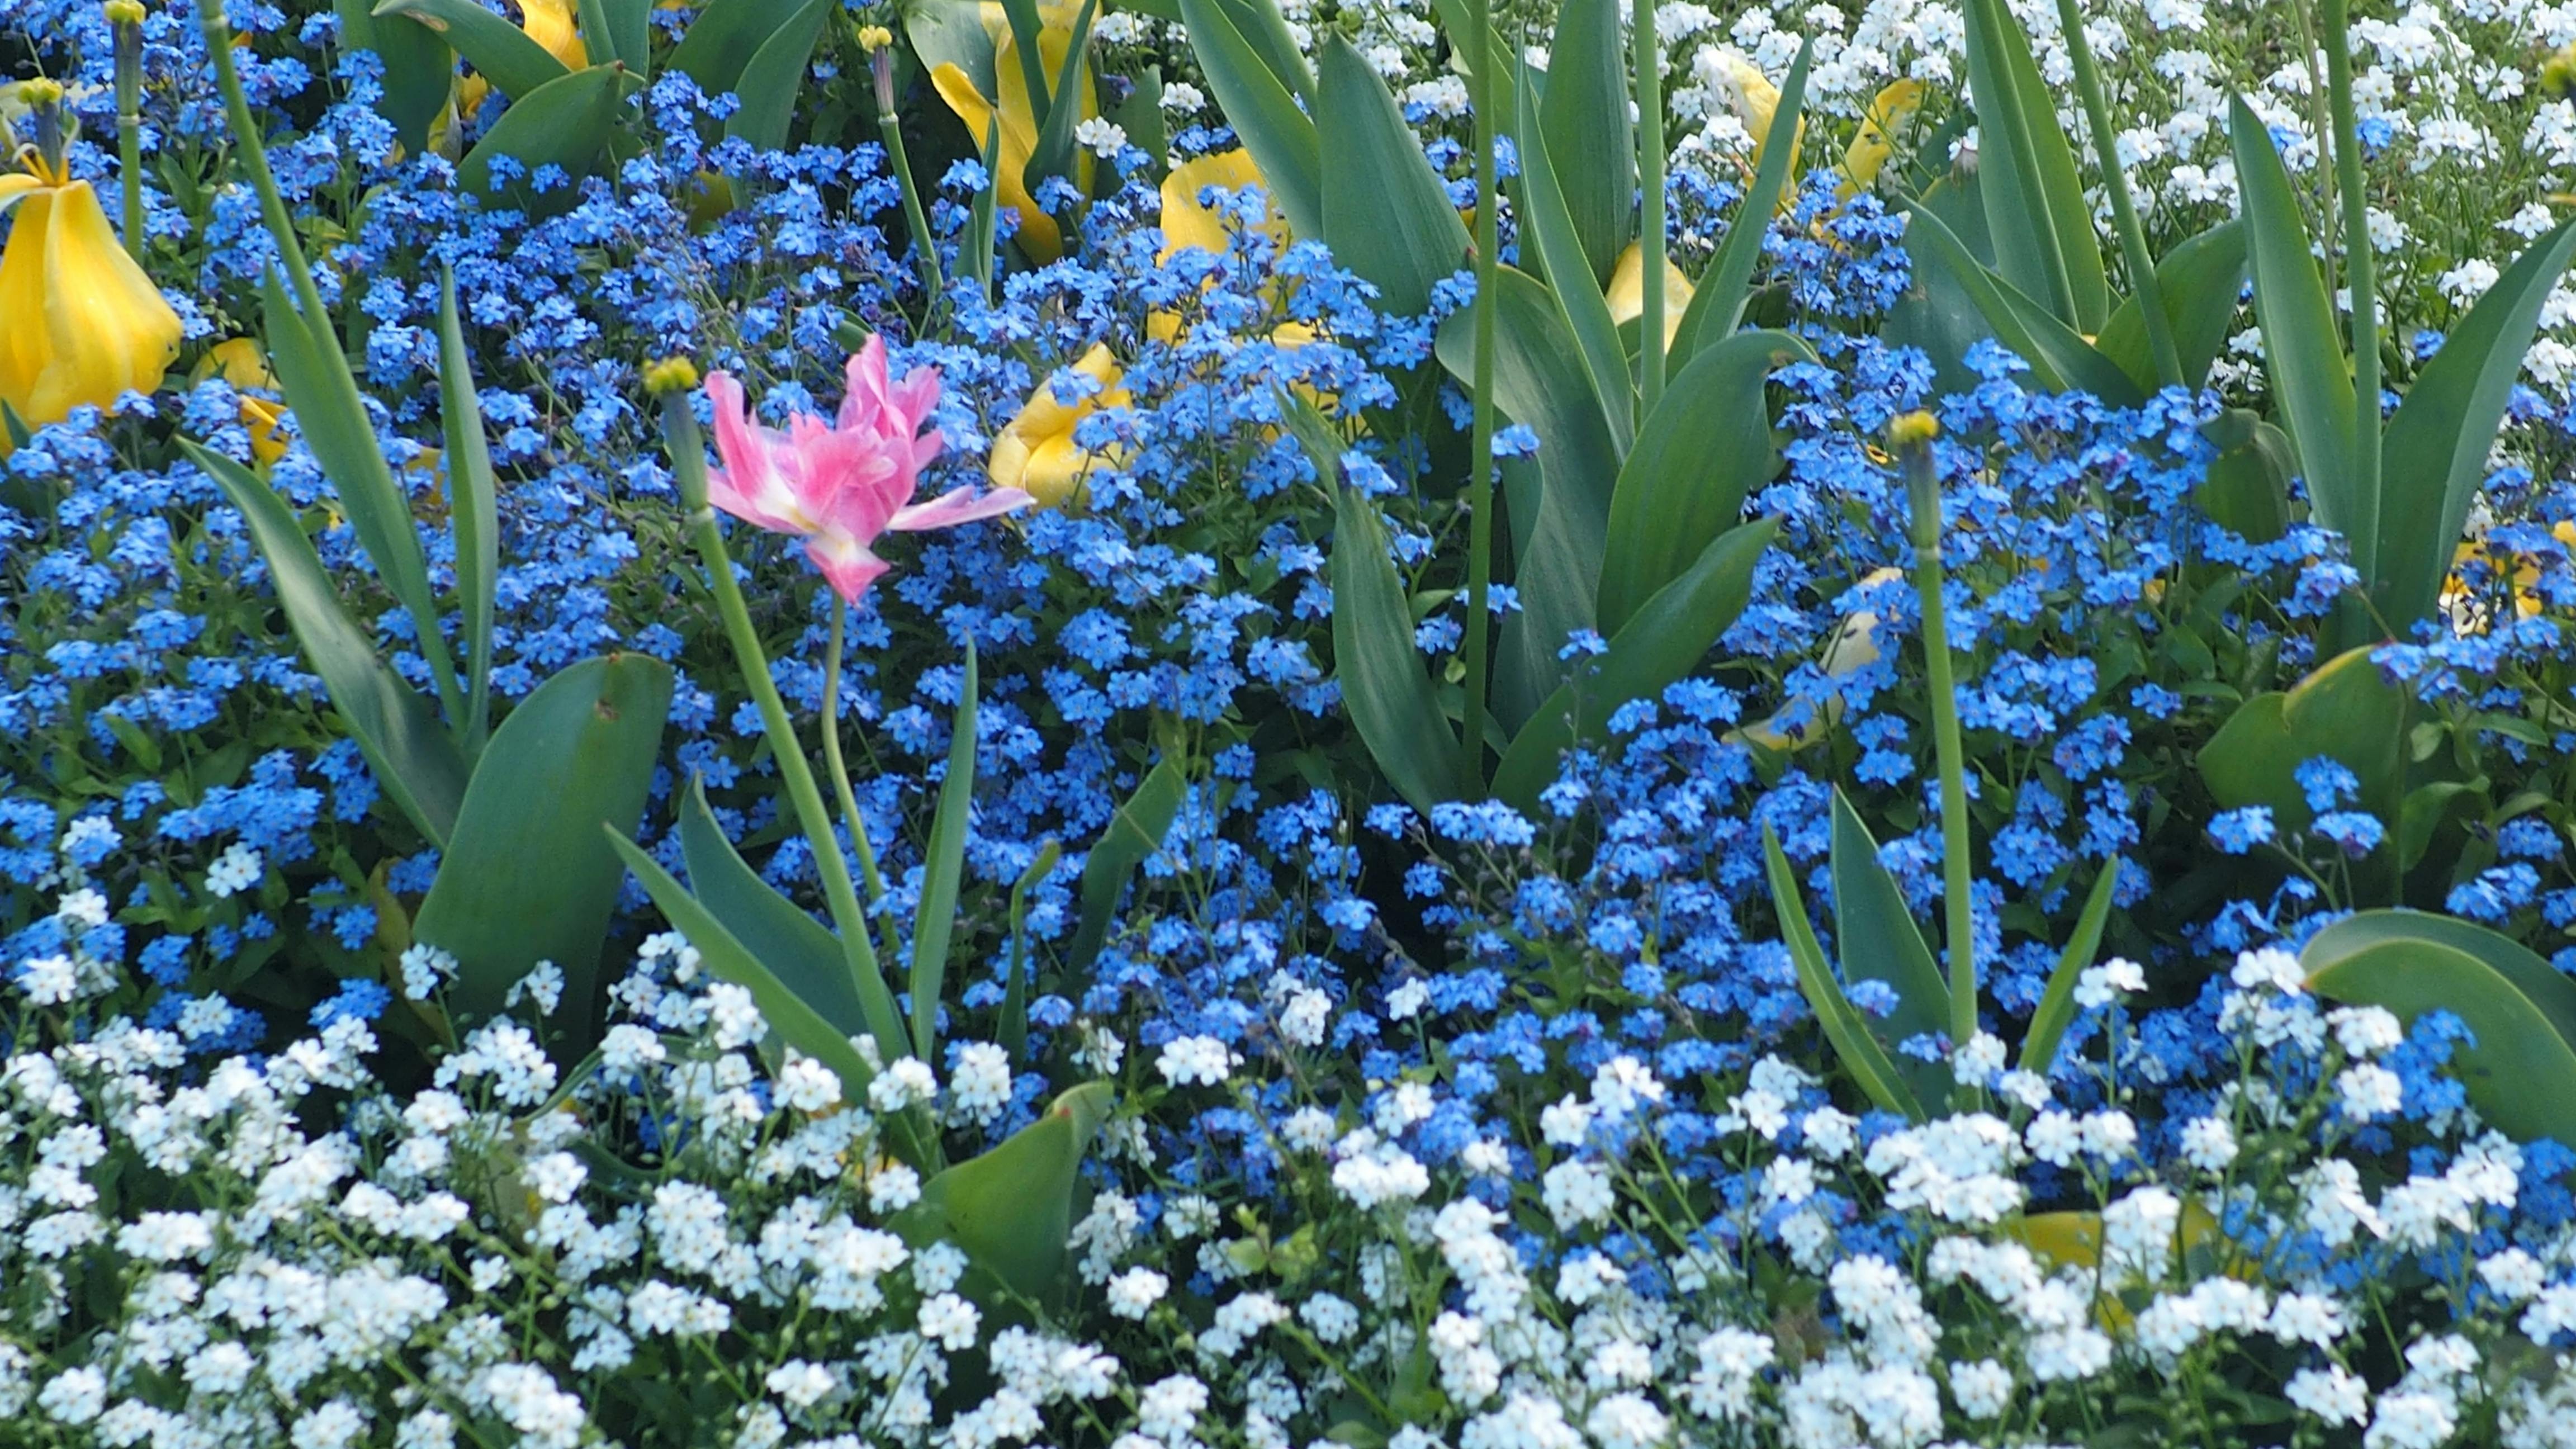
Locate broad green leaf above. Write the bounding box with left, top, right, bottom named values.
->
left=435, top=268, right=498, bottom=756
left=1176, top=0, right=1321, bottom=238
left=2095, top=220, right=2246, bottom=395
left=596, top=0, right=651, bottom=72
left=1067, top=756, right=1186, bottom=976
left=669, top=0, right=822, bottom=97
left=1881, top=169, right=1996, bottom=397
left=2304, top=910, right=2576, bottom=1049
left=2304, top=934, right=2576, bottom=1148
left=1764, top=824, right=1924, bottom=1120
left=998, top=839, right=1062, bottom=1062
left=1536, top=0, right=1632, bottom=284
left=1023, top=0, right=1102, bottom=190
left=609, top=832, right=885, bottom=1108
left=722, top=0, right=835, bottom=153
left=2228, top=94, right=2360, bottom=545
left=2195, top=408, right=2293, bottom=544
left=2197, top=645, right=2406, bottom=834
left=458, top=63, right=629, bottom=217
left=1317, top=37, right=1470, bottom=321
left=1961, top=0, right=2106, bottom=330
left=1514, top=62, right=1632, bottom=455
left=181, top=442, right=468, bottom=846
left=2377, top=220, right=2576, bottom=633
left=340, top=0, right=454, bottom=154
left=1900, top=205, right=2144, bottom=405
left=906, top=0, right=998, bottom=101
left=676, top=778, right=898, bottom=1063
left=1670, top=41, right=1810, bottom=364
left=1493, top=517, right=1780, bottom=812
left=1108, top=64, right=1168, bottom=186
left=997, top=0, right=1056, bottom=135
left=1830, top=790, right=1953, bottom=1112
left=912, top=645, right=981, bottom=1063
left=2019, top=860, right=2125, bottom=1077
left=372, top=0, right=569, bottom=103
left=260, top=267, right=462, bottom=727
left=1205, top=0, right=1313, bottom=105
left=1598, top=329, right=1812, bottom=633
left=413, top=654, right=672, bottom=1049
left=892, top=1081, right=1116, bottom=1309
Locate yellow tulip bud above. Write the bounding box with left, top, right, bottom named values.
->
left=987, top=342, right=1130, bottom=508
left=18, top=77, right=66, bottom=108
left=1886, top=410, right=1940, bottom=450
left=104, top=0, right=146, bottom=24
left=643, top=356, right=700, bottom=395
left=855, top=23, right=894, bottom=50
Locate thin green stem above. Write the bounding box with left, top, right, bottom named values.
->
left=113, top=13, right=145, bottom=259
left=1633, top=0, right=1667, bottom=409
left=1458, top=0, right=1500, bottom=798
left=2053, top=0, right=2179, bottom=389
left=873, top=51, right=948, bottom=326
left=821, top=598, right=906, bottom=971
left=2320, top=0, right=2383, bottom=581
left=1905, top=438, right=1978, bottom=1046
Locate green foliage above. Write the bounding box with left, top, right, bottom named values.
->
left=891, top=1081, right=1117, bottom=1310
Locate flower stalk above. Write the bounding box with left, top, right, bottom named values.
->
left=2050, top=0, right=2179, bottom=390
left=863, top=26, right=947, bottom=320
left=1894, top=411, right=1978, bottom=1048
left=1457, top=0, right=1500, bottom=797
left=1633, top=0, right=1668, bottom=409
left=108, top=0, right=147, bottom=260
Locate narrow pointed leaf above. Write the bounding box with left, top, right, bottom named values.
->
left=182, top=442, right=468, bottom=846
left=996, top=0, right=1056, bottom=134
left=596, top=0, right=650, bottom=72
left=2095, top=220, right=2246, bottom=395
left=1067, top=757, right=1186, bottom=976
left=1764, top=825, right=1924, bottom=1120
left=373, top=0, right=568, bottom=102
left=1962, top=0, right=2105, bottom=329
left=676, top=779, right=894, bottom=1057
left=891, top=1081, right=1116, bottom=1309
left=1317, top=36, right=1469, bottom=318
left=997, top=839, right=1062, bottom=1062
left=1176, top=0, right=1320, bottom=238
left=1901, top=205, right=2143, bottom=404
left=1537, top=0, right=1633, bottom=283
left=911, top=646, right=980, bottom=1063
left=723, top=0, right=835, bottom=153
left=1024, top=0, right=1101, bottom=190
left=1206, top=0, right=1313, bottom=103
left=2019, top=860, right=2125, bottom=1076
left=1514, top=61, right=1633, bottom=454
left=436, top=268, right=498, bottom=755
left=2228, top=94, right=2359, bottom=541
left=1671, top=41, right=1810, bottom=363
left=1829, top=791, right=1954, bottom=1111
left=670, top=0, right=823, bottom=96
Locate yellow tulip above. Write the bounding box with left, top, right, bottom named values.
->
left=1709, top=53, right=1803, bottom=184
left=988, top=342, right=1130, bottom=508
left=932, top=3, right=1096, bottom=264
left=2006, top=1199, right=2245, bottom=1333
left=189, top=338, right=290, bottom=466
left=1157, top=148, right=1288, bottom=263
left=1839, top=79, right=1925, bottom=200
left=0, top=150, right=181, bottom=436
left=1604, top=242, right=1694, bottom=352
left=515, top=0, right=587, bottom=69
left=1734, top=567, right=1903, bottom=752
left=2442, top=519, right=2576, bottom=632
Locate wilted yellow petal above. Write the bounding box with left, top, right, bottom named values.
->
left=193, top=339, right=290, bottom=465
left=1604, top=241, right=1694, bottom=351
left=1839, top=78, right=1924, bottom=199
left=1158, top=148, right=1284, bottom=262
left=0, top=180, right=180, bottom=429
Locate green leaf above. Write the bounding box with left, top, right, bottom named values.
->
left=722, top=0, right=835, bottom=153
left=182, top=442, right=468, bottom=846
left=996, top=0, right=1057, bottom=135
left=1176, top=0, right=1321, bottom=238
left=676, top=778, right=898, bottom=1063
left=457, top=63, right=630, bottom=217
left=1493, top=517, right=1780, bottom=812
left=2194, top=408, right=2294, bottom=545
left=1598, top=329, right=1812, bottom=634
left=2197, top=645, right=2407, bottom=835
left=906, top=0, right=997, bottom=101
left=435, top=268, right=498, bottom=757
left=2095, top=220, right=2246, bottom=395
left=2019, top=860, right=2124, bottom=1077
left=1829, top=790, right=1954, bottom=1112
left=2303, top=922, right=2576, bottom=1149
left=608, top=831, right=884, bottom=1105
left=1317, top=37, right=1471, bottom=322
left=1108, top=64, right=1169, bottom=186
left=1670, top=41, right=1810, bottom=364
left=892, top=1080, right=1116, bottom=1309
left=911, top=645, right=980, bottom=1063
left=339, top=0, right=454, bottom=154
left=1961, top=0, right=2106, bottom=330
left=1881, top=169, right=1996, bottom=397
left=967, top=115, right=1002, bottom=304
left=413, top=655, right=671, bottom=1048
left=259, top=267, right=462, bottom=728
left=1026, top=0, right=1105, bottom=192
left=2306, top=910, right=2576, bottom=1046
left=1763, top=824, right=1924, bottom=1120
left=372, top=0, right=570, bottom=103
left=2378, top=220, right=2576, bottom=634
left=1067, top=756, right=1186, bottom=976
left=1536, top=0, right=1633, bottom=285
left=1327, top=482, right=1460, bottom=815
left=1900, top=204, right=2143, bottom=405
left=596, top=0, right=651, bottom=72
left=1513, top=61, right=1632, bottom=455
left=2228, top=94, right=2359, bottom=545
left=1205, top=0, right=1314, bottom=105
left=669, top=0, right=823, bottom=97
left=998, top=838, right=1062, bottom=1062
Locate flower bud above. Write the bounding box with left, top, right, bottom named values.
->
left=642, top=356, right=700, bottom=396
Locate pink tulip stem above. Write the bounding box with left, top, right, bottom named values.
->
left=820, top=596, right=907, bottom=973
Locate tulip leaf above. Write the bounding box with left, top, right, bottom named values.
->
left=2376, top=220, right=2576, bottom=634
left=2196, top=645, right=2407, bottom=835
left=1961, top=0, right=2106, bottom=331
left=1513, top=61, right=1633, bottom=456
left=1670, top=40, right=1810, bottom=364
left=1206, top=0, right=1313, bottom=105
left=1109, top=64, right=1168, bottom=187
left=1536, top=0, right=1632, bottom=285
left=997, top=837, right=1062, bottom=1063
left=669, top=0, right=823, bottom=97
left=1067, top=756, right=1186, bottom=977
left=1176, top=0, right=1321, bottom=239
left=1764, top=823, right=1925, bottom=1121
left=2228, top=94, right=2360, bottom=546
left=458, top=62, right=629, bottom=216
left=413, top=653, right=672, bottom=1049
left=1318, top=37, right=1472, bottom=320
left=967, top=115, right=1002, bottom=304
left=435, top=268, right=498, bottom=756
left=2195, top=408, right=2294, bottom=544
left=181, top=442, right=468, bottom=847
left=911, top=643, right=980, bottom=1064
left=372, top=0, right=570, bottom=103
left=996, top=0, right=1057, bottom=135
left=338, top=0, right=453, bottom=154
left=1023, top=0, right=1101, bottom=193
left=609, top=831, right=885, bottom=1106
left=1900, top=204, right=2144, bottom=405
left=905, top=0, right=998, bottom=100
left=676, top=778, right=896, bottom=1063
left=2304, top=931, right=2576, bottom=1149
left=1324, top=476, right=1460, bottom=816
left=1493, top=516, right=1779, bottom=812
left=891, top=1080, right=1116, bottom=1310
left=1598, top=329, right=1812, bottom=634
left=1829, top=789, right=1955, bottom=1113
left=2306, top=910, right=2576, bottom=1047
left=595, top=0, right=651, bottom=73
left=1882, top=169, right=1997, bottom=397
left=723, top=0, right=835, bottom=153
left=2019, top=859, right=2125, bottom=1078
left=2095, top=220, right=2246, bottom=396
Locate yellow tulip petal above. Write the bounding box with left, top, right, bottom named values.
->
left=1017, top=433, right=1105, bottom=509
left=516, top=0, right=588, bottom=70
left=1604, top=242, right=1694, bottom=350
left=1158, top=148, right=1281, bottom=262
left=932, top=59, right=1064, bottom=262
left=1839, top=78, right=1925, bottom=199
left=0, top=192, right=51, bottom=416
left=1, top=181, right=180, bottom=429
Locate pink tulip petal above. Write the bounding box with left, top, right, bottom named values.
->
left=888, top=487, right=1036, bottom=532
left=804, top=529, right=892, bottom=605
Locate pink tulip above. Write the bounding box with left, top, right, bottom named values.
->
left=705, top=338, right=1033, bottom=603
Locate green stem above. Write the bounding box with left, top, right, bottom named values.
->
left=2320, top=0, right=2382, bottom=585
left=821, top=598, right=906, bottom=970
left=1905, top=438, right=1977, bottom=1046
left=1457, top=0, right=1500, bottom=798
left=2052, top=0, right=2179, bottom=390
left=1633, top=0, right=1666, bottom=409
left=114, top=13, right=145, bottom=259
left=873, top=51, right=948, bottom=324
